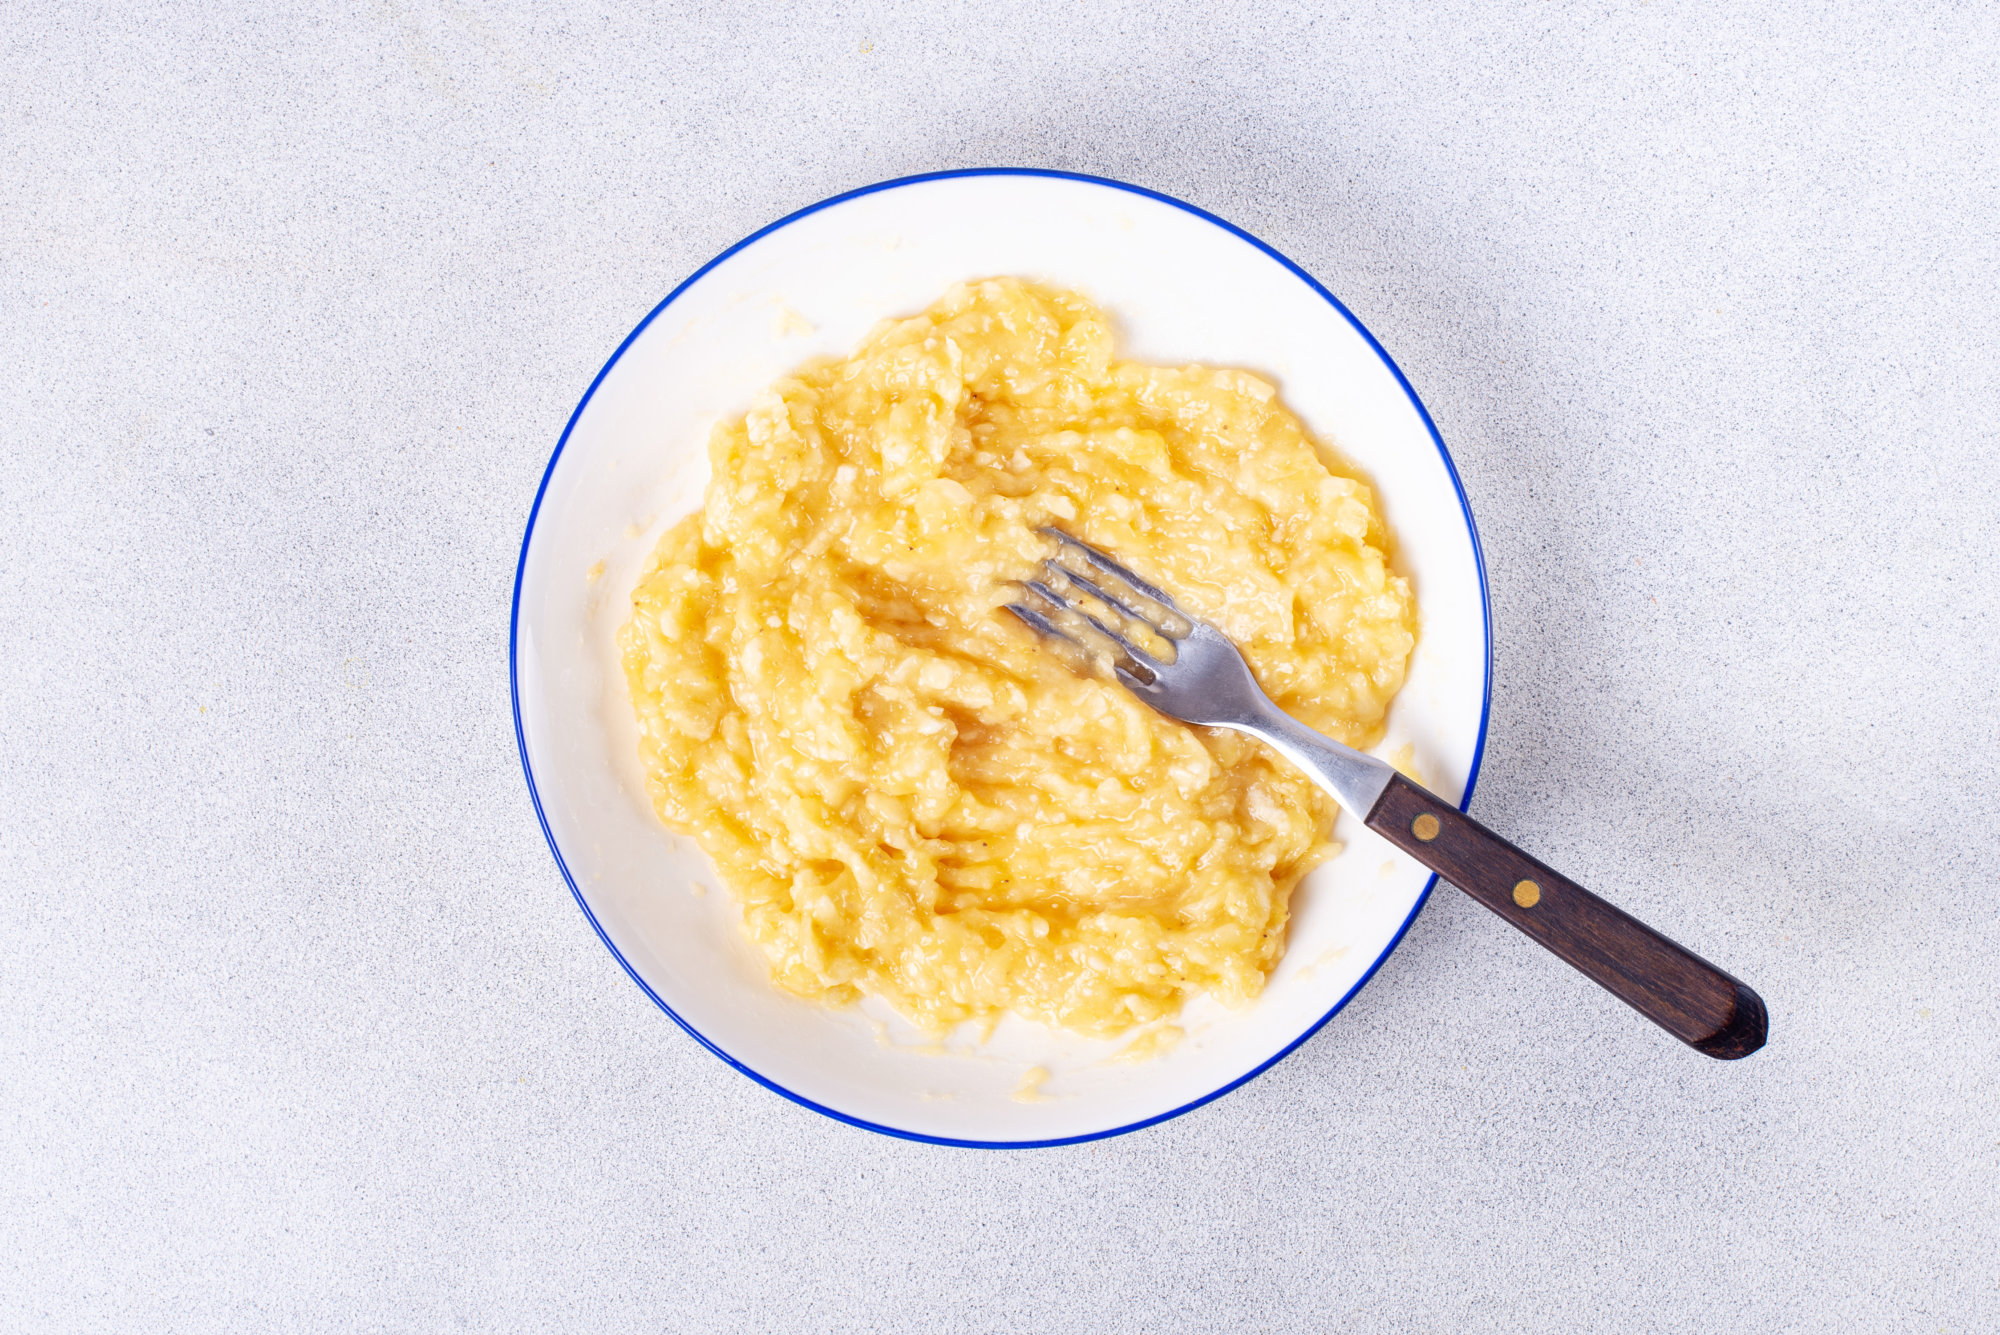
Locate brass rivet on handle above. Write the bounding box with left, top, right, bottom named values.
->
left=1513, top=879, right=1542, bottom=908
left=1411, top=813, right=1441, bottom=842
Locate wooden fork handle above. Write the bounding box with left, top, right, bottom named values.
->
left=1365, top=774, right=1768, bottom=1059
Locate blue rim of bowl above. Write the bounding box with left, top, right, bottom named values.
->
left=510, top=167, right=1493, bottom=1149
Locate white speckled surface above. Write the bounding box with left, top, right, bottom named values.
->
left=3, top=3, right=1996, bottom=1330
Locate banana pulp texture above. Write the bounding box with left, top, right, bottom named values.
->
left=621, top=278, right=1416, bottom=1038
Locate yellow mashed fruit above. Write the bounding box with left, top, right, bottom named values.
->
left=620, top=278, right=1415, bottom=1038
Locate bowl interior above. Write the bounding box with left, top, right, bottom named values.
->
left=513, top=172, right=1489, bottom=1145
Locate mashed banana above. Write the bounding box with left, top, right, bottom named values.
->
left=621, top=279, right=1415, bottom=1037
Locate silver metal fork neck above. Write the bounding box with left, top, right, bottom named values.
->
left=1219, top=703, right=1398, bottom=820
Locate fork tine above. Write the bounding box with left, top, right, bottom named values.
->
left=1039, top=528, right=1194, bottom=639
left=1044, top=565, right=1181, bottom=665
left=1022, top=579, right=1163, bottom=667
left=1041, top=528, right=1181, bottom=611
left=1006, top=597, right=1138, bottom=682
left=1003, top=600, right=1065, bottom=641
left=1050, top=565, right=1160, bottom=633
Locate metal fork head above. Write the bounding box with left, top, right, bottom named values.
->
left=1004, top=528, right=1269, bottom=728
left=1004, top=527, right=1398, bottom=815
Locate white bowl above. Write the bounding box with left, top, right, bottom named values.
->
left=511, top=170, right=1491, bottom=1146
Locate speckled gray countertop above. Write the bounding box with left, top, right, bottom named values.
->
left=4, top=3, right=1996, bottom=1331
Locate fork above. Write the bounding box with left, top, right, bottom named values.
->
left=1007, top=528, right=1767, bottom=1059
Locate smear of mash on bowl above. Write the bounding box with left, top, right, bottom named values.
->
left=620, top=279, right=1414, bottom=1038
